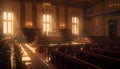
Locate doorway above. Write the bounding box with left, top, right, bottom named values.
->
left=108, top=19, right=118, bottom=39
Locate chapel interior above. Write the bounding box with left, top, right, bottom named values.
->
left=0, top=0, right=120, bottom=69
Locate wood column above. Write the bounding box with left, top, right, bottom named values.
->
left=20, top=1, right=25, bottom=27
left=32, top=2, right=37, bottom=27
left=56, top=6, right=60, bottom=27
left=64, top=7, right=68, bottom=28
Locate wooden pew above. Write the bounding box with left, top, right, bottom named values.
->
left=76, top=51, right=120, bottom=69
left=50, top=49, right=102, bottom=69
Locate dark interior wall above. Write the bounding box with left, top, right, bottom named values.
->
left=84, top=0, right=120, bottom=37
left=1, top=0, right=120, bottom=41
left=0, top=0, right=84, bottom=42
left=0, top=1, right=21, bottom=36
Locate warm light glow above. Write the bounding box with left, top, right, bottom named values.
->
left=47, top=24, right=50, bottom=32
left=8, top=12, right=12, bottom=20
left=20, top=44, right=31, bottom=65
left=72, top=17, right=77, bottom=23
left=43, top=24, right=46, bottom=32
left=60, top=23, right=65, bottom=29
left=20, top=44, right=28, bottom=56
left=43, top=14, right=52, bottom=35
left=3, top=21, right=7, bottom=34
left=72, top=16, right=79, bottom=35
left=25, top=22, right=33, bottom=28
left=80, top=47, right=83, bottom=51
left=46, top=14, right=50, bottom=22
left=22, top=56, right=31, bottom=61
left=3, top=12, right=13, bottom=35
left=8, top=22, right=12, bottom=33
left=3, top=12, right=7, bottom=20
left=25, top=44, right=36, bottom=53
left=43, top=15, right=46, bottom=22
left=108, top=3, right=120, bottom=7
left=25, top=61, right=31, bottom=65
left=43, top=3, right=51, bottom=7
left=72, top=42, right=86, bottom=44
left=11, top=13, right=13, bottom=35
left=42, top=3, right=52, bottom=10
left=22, top=56, right=31, bottom=65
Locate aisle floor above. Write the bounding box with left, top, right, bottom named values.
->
left=21, top=44, right=57, bottom=69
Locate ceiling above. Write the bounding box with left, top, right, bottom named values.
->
left=1, top=0, right=107, bottom=7
left=34, top=0, right=100, bottom=7
left=38, top=0, right=107, bottom=7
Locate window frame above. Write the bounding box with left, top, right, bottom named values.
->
left=42, top=14, right=52, bottom=36
left=3, top=11, right=14, bottom=35
left=72, top=16, right=79, bottom=35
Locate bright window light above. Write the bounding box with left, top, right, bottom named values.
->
left=43, top=14, right=52, bottom=36
left=8, top=12, right=12, bottom=20
left=72, top=16, right=79, bottom=35
left=3, top=12, right=7, bottom=20
left=3, top=21, right=7, bottom=34
left=8, top=22, right=12, bottom=33
left=3, top=11, right=13, bottom=35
